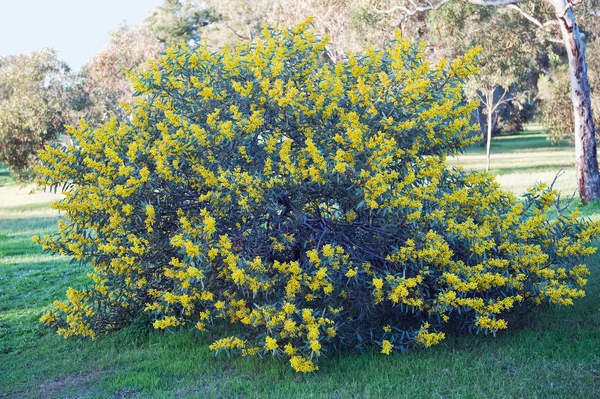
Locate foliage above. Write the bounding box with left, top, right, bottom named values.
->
left=0, top=50, right=75, bottom=181
left=433, top=6, right=540, bottom=137
left=145, top=0, right=219, bottom=47
left=538, top=68, right=574, bottom=143
left=36, top=23, right=599, bottom=373
left=540, top=15, right=600, bottom=143
left=79, top=26, right=163, bottom=128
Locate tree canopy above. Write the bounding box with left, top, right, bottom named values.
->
left=0, top=50, right=74, bottom=180
left=145, top=0, right=219, bottom=47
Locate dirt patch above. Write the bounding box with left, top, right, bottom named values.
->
left=113, top=387, right=143, bottom=398
left=38, top=370, right=104, bottom=399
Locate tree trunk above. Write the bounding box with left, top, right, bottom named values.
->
left=485, top=99, right=492, bottom=172
left=485, top=89, right=494, bottom=172
left=551, top=0, right=600, bottom=204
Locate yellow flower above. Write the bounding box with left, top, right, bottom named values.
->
left=415, top=323, right=446, bottom=347
left=153, top=316, right=180, bottom=329
left=289, top=356, right=318, bottom=373
left=284, top=343, right=297, bottom=355
left=282, top=302, right=296, bottom=314
left=372, top=278, right=384, bottom=290
left=307, top=249, right=320, bottom=264
left=322, top=244, right=334, bottom=258
left=381, top=340, right=393, bottom=355
left=265, top=336, right=279, bottom=351
left=310, top=340, right=321, bottom=353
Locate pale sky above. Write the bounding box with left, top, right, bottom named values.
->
left=0, top=0, right=164, bottom=71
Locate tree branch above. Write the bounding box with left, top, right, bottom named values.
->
left=374, top=0, right=451, bottom=16
left=476, top=90, right=489, bottom=107
left=491, top=88, right=515, bottom=112
left=377, top=0, right=565, bottom=47
left=506, top=4, right=559, bottom=28
left=223, top=22, right=250, bottom=40
left=463, top=0, right=528, bottom=6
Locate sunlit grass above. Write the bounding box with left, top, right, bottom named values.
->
left=448, top=130, right=583, bottom=200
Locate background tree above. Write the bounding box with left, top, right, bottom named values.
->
left=367, top=0, right=600, bottom=204
left=144, top=0, right=219, bottom=47
left=0, top=50, right=73, bottom=180
left=540, top=10, right=600, bottom=144
left=437, top=6, right=541, bottom=170
left=79, top=26, right=163, bottom=127
left=201, top=0, right=389, bottom=62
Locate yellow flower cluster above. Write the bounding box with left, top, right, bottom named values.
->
left=415, top=323, right=446, bottom=347
left=289, top=356, right=318, bottom=373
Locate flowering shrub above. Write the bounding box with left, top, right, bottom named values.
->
left=36, top=21, right=600, bottom=373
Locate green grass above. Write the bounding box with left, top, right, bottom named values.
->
left=0, top=164, right=15, bottom=187
left=1, top=130, right=600, bottom=398
left=461, top=129, right=572, bottom=155
left=449, top=129, right=583, bottom=208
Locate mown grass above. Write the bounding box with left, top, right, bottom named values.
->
left=1, top=133, right=600, bottom=398
left=449, top=129, right=577, bottom=194
left=449, top=129, right=600, bottom=220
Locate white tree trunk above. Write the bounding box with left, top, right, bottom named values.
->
left=486, top=109, right=493, bottom=172
left=549, top=0, right=600, bottom=204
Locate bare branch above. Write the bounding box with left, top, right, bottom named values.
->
left=493, top=95, right=516, bottom=110
left=224, top=22, right=250, bottom=40
left=374, top=0, right=451, bottom=16
left=463, top=0, right=528, bottom=6
left=549, top=169, right=577, bottom=216
left=476, top=90, right=488, bottom=106
left=506, top=4, right=559, bottom=28
left=549, top=168, right=565, bottom=191
left=491, top=88, right=509, bottom=112
left=376, top=0, right=564, bottom=46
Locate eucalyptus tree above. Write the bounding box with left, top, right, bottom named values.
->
left=541, top=11, right=600, bottom=144
left=145, top=0, right=219, bottom=47
left=370, top=0, right=600, bottom=203
left=428, top=5, right=540, bottom=170
left=80, top=26, right=163, bottom=127
left=0, top=50, right=73, bottom=180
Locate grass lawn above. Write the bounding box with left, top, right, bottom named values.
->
left=1, top=130, right=600, bottom=398
left=449, top=128, right=600, bottom=220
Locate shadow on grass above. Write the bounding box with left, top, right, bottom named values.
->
left=0, top=165, right=15, bottom=187
left=489, top=163, right=575, bottom=176
left=0, top=201, right=57, bottom=213
left=463, top=130, right=573, bottom=155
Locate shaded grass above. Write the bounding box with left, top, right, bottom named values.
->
left=461, top=130, right=573, bottom=155
left=0, top=164, right=15, bottom=187
left=0, top=201, right=57, bottom=213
